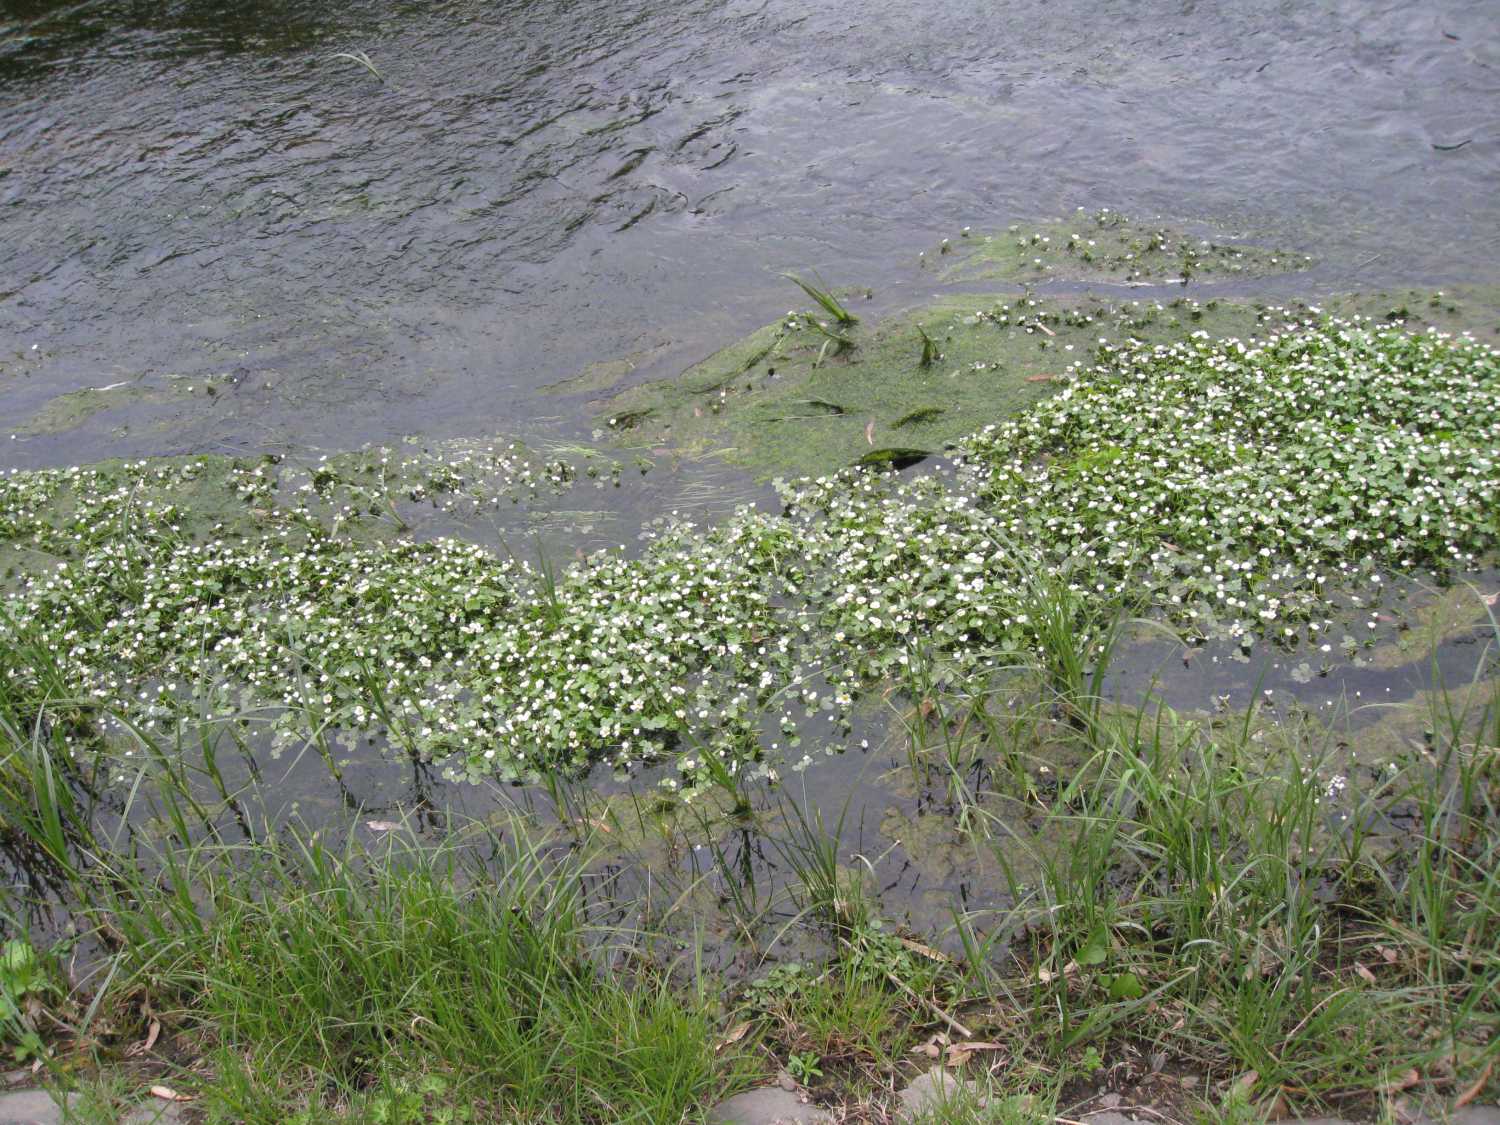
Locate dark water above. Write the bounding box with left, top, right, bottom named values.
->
left=2, top=0, right=1498, bottom=467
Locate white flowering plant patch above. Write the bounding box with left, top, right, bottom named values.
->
left=0, top=318, right=1495, bottom=794
left=956, top=319, right=1500, bottom=644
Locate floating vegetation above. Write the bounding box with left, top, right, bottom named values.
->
left=602, top=281, right=1500, bottom=484
left=0, top=319, right=1494, bottom=800
left=958, top=319, right=1500, bottom=645
left=892, top=406, right=944, bottom=429
left=937, top=209, right=1314, bottom=285
left=326, top=48, right=386, bottom=83
left=916, top=323, right=940, bottom=368
left=600, top=290, right=1316, bottom=480
left=785, top=274, right=858, bottom=328
left=14, top=372, right=236, bottom=436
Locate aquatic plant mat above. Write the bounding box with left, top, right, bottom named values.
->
left=2, top=220, right=1499, bottom=1119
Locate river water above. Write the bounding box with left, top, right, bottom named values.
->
left=2, top=0, right=1498, bottom=469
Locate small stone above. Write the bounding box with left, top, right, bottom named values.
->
left=1441, top=1109, right=1500, bottom=1125
left=0, top=1089, right=76, bottom=1125
left=122, top=1102, right=188, bottom=1125
left=896, top=1067, right=983, bottom=1121
left=709, top=1087, right=831, bottom=1125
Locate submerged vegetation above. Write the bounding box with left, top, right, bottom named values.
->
left=1, top=213, right=1498, bottom=1119
left=597, top=277, right=1500, bottom=483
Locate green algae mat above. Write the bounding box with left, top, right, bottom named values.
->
left=596, top=215, right=1499, bottom=483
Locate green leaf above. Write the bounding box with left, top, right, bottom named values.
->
left=1077, top=923, right=1109, bottom=967
left=1106, top=971, right=1144, bottom=1000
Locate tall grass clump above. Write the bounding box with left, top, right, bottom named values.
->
left=979, top=638, right=1500, bottom=1105
left=8, top=787, right=752, bottom=1122
left=0, top=650, right=752, bottom=1120
left=157, top=828, right=742, bottom=1123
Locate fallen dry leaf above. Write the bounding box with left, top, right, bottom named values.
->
left=897, top=936, right=950, bottom=963
left=865, top=419, right=875, bottom=445
left=1454, top=1056, right=1497, bottom=1109
left=1377, top=945, right=1399, bottom=964
left=124, top=1018, right=161, bottom=1058
left=1235, top=1070, right=1260, bottom=1091
left=715, top=1021, right=752, bottom=1052
left=912, top=1033, right=948, bottom=1059
left=150, top=1086, right=193, bottom=1103
left=946, top=1040, right=1005, bottom=1066
left=1354, top=962, right=1377, bottom=985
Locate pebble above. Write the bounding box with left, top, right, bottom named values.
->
left=896, top=1067, right=985, bottom=1120
left=709, top=1086, right=831, bottom=1124
left=0, top=1090, right=76, bottom=1125
left=0, top=1089, right=186, bottom=1125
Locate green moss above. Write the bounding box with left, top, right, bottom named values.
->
left=1316, top=285, right=1500, bottom=340
left=19, top=387, right=121, bottom=434
left=596, top=298, right=1050, bottom=479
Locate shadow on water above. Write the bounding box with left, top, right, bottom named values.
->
left=0, top=0, right=360, bottom=74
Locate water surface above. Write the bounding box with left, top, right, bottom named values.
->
left=2, top=0, right=1497, bottom=466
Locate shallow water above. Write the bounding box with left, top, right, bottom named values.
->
left=2, top=0, right=1498, bottom=468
